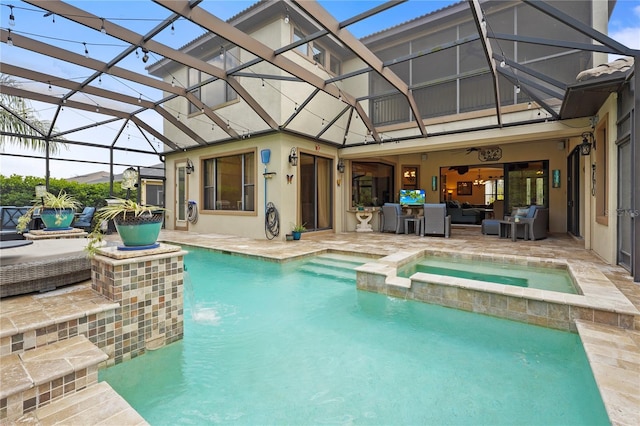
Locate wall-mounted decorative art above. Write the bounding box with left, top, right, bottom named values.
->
left=457, top=181, right=472, bottom=196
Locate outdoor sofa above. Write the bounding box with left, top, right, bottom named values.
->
left=0, top=239, right=91, bottom=298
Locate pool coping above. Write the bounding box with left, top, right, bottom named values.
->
left=354, top=247, right=639, bottom=332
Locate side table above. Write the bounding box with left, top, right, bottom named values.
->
left=498, top=220, right=529, bottom=242
left=354, top=210, right=373, bottom=232
left=405, top=217, right=422, bottom=236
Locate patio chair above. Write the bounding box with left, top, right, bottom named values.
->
left=380, top=203, right=413, bottom=234
left=0, top=206, right=30, bottom=241
left=481, top=206, right=548, bottom=240
left=515, top=206, right=548, bottom=240
left=422, top=203, right=451, bottom=238
left=73, top=206, right=96, bottom=231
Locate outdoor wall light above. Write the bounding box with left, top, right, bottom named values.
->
left=35, top=183, right=47, bottom=198
left=122, top=167, right=138, bottom=190
left=186, top=159, right=195, bottom=174
left=35, top=183, right=47, bottom=205
left=288, top=147, right=298, bottom=167
left=580, top=132, right=595, bottom=156
left=337, top=159, right=345, bottom=173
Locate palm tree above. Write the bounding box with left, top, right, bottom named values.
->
left=0, top=74, right=62, bottom=154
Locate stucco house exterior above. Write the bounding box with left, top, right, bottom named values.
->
left=147, top=0, right=638, bottom=281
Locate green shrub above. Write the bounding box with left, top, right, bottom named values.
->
left=0, top=174, right=135, bottom=208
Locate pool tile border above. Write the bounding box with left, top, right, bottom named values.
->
left=355, top=247, right=639, bottom=332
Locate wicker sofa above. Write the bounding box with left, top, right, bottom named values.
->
left=0, top=239, right=91, bottom=298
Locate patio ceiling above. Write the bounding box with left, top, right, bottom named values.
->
left=0, top=0, right=636, bottom=164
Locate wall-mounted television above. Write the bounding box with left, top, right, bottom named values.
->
left=399, top=189, right=425, bottom=206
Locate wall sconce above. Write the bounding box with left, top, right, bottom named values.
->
left=580, top=132, right=595, bottom=156
left=186, top=159, right=195, bottom=174
left=337, top=159, right=345, bottom=173
left=288, top=147, right=298, bottom=167
left=552, top=169, right=561, bottom=188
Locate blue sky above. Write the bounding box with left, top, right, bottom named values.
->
left=1, top=0, right=639, bottom=178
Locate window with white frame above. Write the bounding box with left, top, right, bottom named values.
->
left=203, top=151, right=255, bottom=211
left=484, top=179, right=504, bottom=205
left=293, top=28, right=342, bottom=74
left=312, top=44, right=325, bottom=67
left=293, top=28, right=308, bottom=56
left=188, top=46, right=239, bottom=114
left=329, top=54, right=341, bottom=75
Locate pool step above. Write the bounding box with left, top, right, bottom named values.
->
left=298, top=264, right=356, bottom=281
left=0, top=284, right=119, bottom=357
left=12, top=381, right=148, bottom=425
left=306, top=257, right=363, bottom=270
left=298, top=255, right=371, bottom=282
left=317, top=253, right=376, bottom=265
left=0, top=334, right=107, bottom=421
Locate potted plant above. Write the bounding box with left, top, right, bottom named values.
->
left=17, top=190, right=82, bottom=233
left=87, top=198, right=167, bottom=255
left=291, top=223, right=306, bottom=241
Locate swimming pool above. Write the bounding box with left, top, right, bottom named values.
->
left=100, top=247, right=608, bottom=425
left=398, top=255, right=577, bottom=294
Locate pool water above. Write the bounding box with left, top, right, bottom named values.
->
left=100, top=248, right=607, bottom=425
left=399, top=256, right=577, bottom=294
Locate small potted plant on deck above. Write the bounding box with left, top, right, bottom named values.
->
left=86, top=198, right=167, bottom=255
left=17, top=190, right=82, bottom=233
left=291, top=223, right=306, bottom=241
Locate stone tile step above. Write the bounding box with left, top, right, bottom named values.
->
left=12, top=381, right=148, bottom=425
left=0, top=335, right=107, bottom=401
left=0, top=284, right=119, bottom=356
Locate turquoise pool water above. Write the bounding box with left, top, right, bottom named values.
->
left=399, top=256, right=577, bottom=294
left=100, top=248, right=607, bottom=425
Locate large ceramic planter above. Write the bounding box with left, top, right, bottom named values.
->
left=40, top=208, right=75, bottom=230
left=114, top=212, right=164, bottom=248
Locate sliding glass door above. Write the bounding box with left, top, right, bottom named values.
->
left=300, top=153, right=333, bottom=231
left=505, top=161, right=549, bottom=213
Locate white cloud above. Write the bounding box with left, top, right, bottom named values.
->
left=610, top=26, right=640, bottom=50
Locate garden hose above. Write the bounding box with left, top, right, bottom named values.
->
left=265, top=202, right=279, bottom=240
left=187, top=200, right=198, bottom=224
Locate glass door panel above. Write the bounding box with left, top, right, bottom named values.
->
left=505, top=161, right=548, bottom=213
left=300, top=153, right=333, bottom=231
left=175, top=162, right=188, bottom=230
